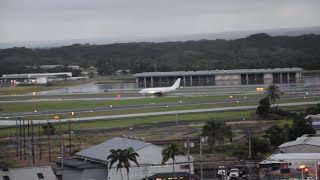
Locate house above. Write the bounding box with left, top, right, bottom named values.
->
left=305, top=114, right=320, bottom=134
left=57, top=137, right=194, bottom=180
left=259, top=153, right=320, bottom=179
left=55, top=158, right=107, bottom=180
left=278, top=134, right=320, bottom=153
left=0, top=166, right=57, bottom=180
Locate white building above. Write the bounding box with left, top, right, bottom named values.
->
left=0, top=166, right=57, bottom=180
left=278, top=134, right=320, bottom=153
left=1, top=72, right=72, bottom=84
left=57, top=137, right=194, bottom=180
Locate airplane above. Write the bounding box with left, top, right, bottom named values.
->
left=139, top=78, right=181, bottom=96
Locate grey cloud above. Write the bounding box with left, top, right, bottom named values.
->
left=0, top=0, right=320, bottom=43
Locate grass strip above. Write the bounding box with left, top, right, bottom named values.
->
left=0, top=110, right=252, bottom=137
left=1, top=93, right=317, bottom=114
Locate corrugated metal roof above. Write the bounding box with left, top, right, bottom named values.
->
left=0, top=166, right=57, bottom=180
left=75, top=137, right=151, bottom=162
left=267, top=153, right=320, bottom=160
left=55, top=158, right=107, bottom=169
left=279, top=136, right=320, bottom=148
left=133, top=68, right=302, bottom=77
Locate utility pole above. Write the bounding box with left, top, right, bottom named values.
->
left=200, top=136, right=203, bottom=180
left=69, top=120, right=71, bottom=157
left=315, top=157, right=318, bottom=180
left=31, top=121, right=35, bottom=165
left=47, top=121, right=51, bottom=162
left=19, top=117, right=22, bottom=159
left=16, top=118, right=18, bottom=157
left=248, top=128, right=252, bottom=180
left=38, top=122, right=42, bottom=160
left=186, top=138, right=192, bottom=180
left=23, top=119, right=26, bottom=160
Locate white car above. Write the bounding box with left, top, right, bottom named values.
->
left=229, top=168, right=240, bottom=179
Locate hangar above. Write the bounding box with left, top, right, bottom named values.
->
left=0, top=72, right=72, bottom=85
left=133, top=68, right=302, bottom=88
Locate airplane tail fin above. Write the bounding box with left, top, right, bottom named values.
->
left=171, top=78, right=181, bottom=89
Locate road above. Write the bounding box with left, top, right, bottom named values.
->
left=0, top=101, right=319, bottom=126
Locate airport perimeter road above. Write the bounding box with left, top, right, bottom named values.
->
left=0, top=101, right=319, bottom=126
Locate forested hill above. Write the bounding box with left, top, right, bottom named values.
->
left=0, top=33, right=320, bottom=76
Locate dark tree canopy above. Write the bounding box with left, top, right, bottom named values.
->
left=1, top=33, right=320, bottom=76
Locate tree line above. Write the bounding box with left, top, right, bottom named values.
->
left=1, top=33, right=320, bottom=76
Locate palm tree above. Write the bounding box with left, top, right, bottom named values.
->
left=107, top=147, right=139, bottom=180
left=161, top=144, right=184, bottom=179
left=266, top=84, right=282, bottom=107
left=201, top=120, right=232, bottom=153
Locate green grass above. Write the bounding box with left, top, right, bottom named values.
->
left=0, top=94, right=255, bottom=113
left=0, top=110, right=252, bottom=137
left=1, top=93, right=317, bottom=114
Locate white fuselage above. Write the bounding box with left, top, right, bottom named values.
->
left=139, top=87, right=176, bottom=95
left=139, top=78, right=181, bottom=96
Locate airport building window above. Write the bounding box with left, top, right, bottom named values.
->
left=152, top=77, right=160, bottom=87
left=138, top=77, right=144, bottom=88
left=241, top=74, right=247, bottom=85
left=184, top=76, right=191, bottom=86
left=273, top=73, right=281, bottom=84
left=208, top=75, right=215, bottom=85
left=160, top=77, right=168, bottom=87
left=282, top=73, right=288, bottom=84
left=289, top=72, right=296, bottom=83
left=248, top=74, right=256, bottom=85
left=146, top=77, right=152, bottom=88
left=199, top=75, right=207, bottom=86
left=256, top=73, right=264, bottom=84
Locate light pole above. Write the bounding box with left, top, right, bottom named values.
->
left=54, top=115, right=64, bottom=169
left=185, top=138, right=194, bottom=180
left=198, top=128, right=204, bottom=180
left=200, top=136, right=204, bottom=180
left=248, top=127, right=252, bottom=180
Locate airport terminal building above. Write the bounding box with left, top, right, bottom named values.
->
left=133, top=68, right=302, bottom=88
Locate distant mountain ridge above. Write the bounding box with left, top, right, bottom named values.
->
left=1, top=32, right=320, bottom=77
left=1, top=26, right=320, bottom=49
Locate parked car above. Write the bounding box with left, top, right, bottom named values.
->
left=229, top=168, right=240, bottom=179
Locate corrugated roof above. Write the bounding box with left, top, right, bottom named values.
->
left=279, top=136, right=320, bottom=148
left=267, top=153, right=320, bottom=161
left=0, top=166, right=57, bottom=180
left=133, top=68, right=302, bottom=77
left=75, top=137, right=151, bottom=162
left=55, top=158, right=107, bottom=169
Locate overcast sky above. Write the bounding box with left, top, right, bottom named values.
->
left=1, top=0, right=320, bottom=43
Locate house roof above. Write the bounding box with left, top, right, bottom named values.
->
left=75, top=137, right=190, bottom=165
left=0, top=166, right=57, bottom=180
left=75, top=137, right=151, bottom=162
left=266, top=153, right=320, bottom=161
left=278, top=135, right=320, bottom=148
left=54, top=158, right=107, bottom=169
left=133, top=68, right=302, bottom=77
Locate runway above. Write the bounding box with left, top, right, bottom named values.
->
left=1, top=93, right=319, bottom=118
left=0, top=101, right=319, bottom=126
